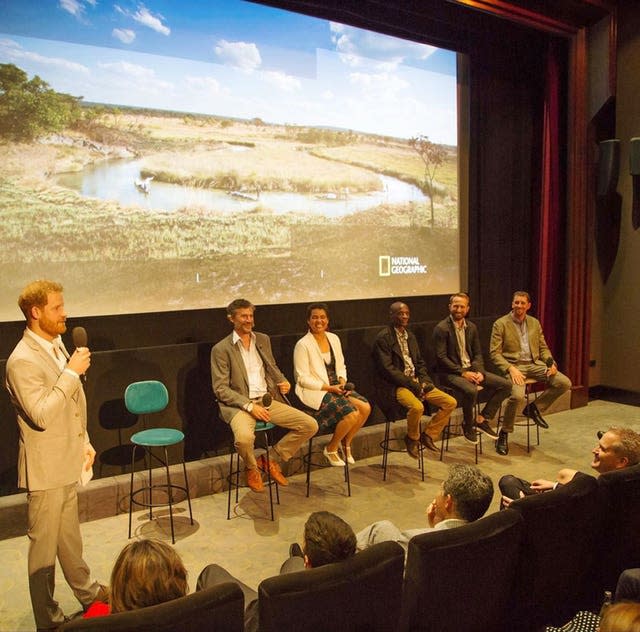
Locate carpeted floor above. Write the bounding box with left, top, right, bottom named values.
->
left=0, top=399, right=637, bottom=631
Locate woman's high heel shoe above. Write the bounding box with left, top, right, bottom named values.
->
left=340, top=444, right=356, bottom=465
left=323, top=446, right=345, bottom=467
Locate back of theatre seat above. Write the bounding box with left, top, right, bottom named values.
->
left=59, top=582, right=244, bottom=632
left=398, top=508, right=524, bottom=632
left=257, top=540, right=405, bottom=632
left=508, top=472, right=601, bottom=630
left=596, top=462, right=640, bottom=593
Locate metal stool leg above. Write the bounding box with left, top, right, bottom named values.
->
left=180, top=458, right=193, bottom=526
left=162, top=446, right=176, bottom=544
left=306, top=436, right=313, bottom=498
left=128, top=444, right=139, bottom=539
left=259, top=430, right=276, bottom=522
left=381, top=420, right=391, bottom=481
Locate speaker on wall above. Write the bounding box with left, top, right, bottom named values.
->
left=597, top=139, right=620, bottom=197
left=630, top=137, right=640, bottom=176
left=631, top=137, right=640, bottom=230
left=595, top=139, right=621, bottom=282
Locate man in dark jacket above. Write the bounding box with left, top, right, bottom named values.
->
left=433, top=293, right=511, bottom=444
left=373, top=301, right=456, bottom=459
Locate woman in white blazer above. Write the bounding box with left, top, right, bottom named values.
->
left=294, top=303, right=370, bottom=466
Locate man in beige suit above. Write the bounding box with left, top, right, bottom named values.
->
left=5, top=280, right=103, bottom=630
left=490, top=291, right=571, bottom=455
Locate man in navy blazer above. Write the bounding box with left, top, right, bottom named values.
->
left=211, top=298, right=317, bottom=492
left=5, top=280, right=104, bottom=630
left=433, top=293, right=511, bottom=445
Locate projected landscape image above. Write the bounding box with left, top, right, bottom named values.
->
left=0, top=0, right=459, bottom=321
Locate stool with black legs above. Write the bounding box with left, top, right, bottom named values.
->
left=304, top=429, right=351, bottom=497
left=227, top=420, right=280, bottom=520
left=439, top=385, right=483, bottom=464
left=378, top=401, right=426, bottom=482
left=515, top=378, right=543, bottom=452
left=126, top=380, right=193, bottom=544
left=496, top=378, right=543, bottom=453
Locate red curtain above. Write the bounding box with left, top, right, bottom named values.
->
left=535, top=39, right=563, bottom=358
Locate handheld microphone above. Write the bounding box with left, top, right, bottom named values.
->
left=71, top=326, right=88, bottom=383
left=261, top=393, right=273, bottom=408
left=72, top=326, right=88, bottom=348
left=342, top=382, right=355, bottom=393
left=545, top=357, right=555, bottom=368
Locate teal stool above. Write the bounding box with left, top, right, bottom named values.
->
left=126, top=380, right=193, bottom=543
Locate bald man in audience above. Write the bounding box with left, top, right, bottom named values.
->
left=500, top=426, right=640, bottom=507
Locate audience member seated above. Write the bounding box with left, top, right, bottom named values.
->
left=500, top=427, right=640, bottom=508
left=196, top=511, right=356, bottom=632
left=83, top=539, right=188, bottom=618
left=356, top=463, right=493, bottom=553
left=433, top=292, right=510, bottom=444
left=616, top=569, right=640, bottom=602
left=373, top=301, right=456, bottom=460
left=600, top=602, right=640, bottom=632
left=293, top=303, right=370, bottom=466
left=544, top=567, right=640, bottom=632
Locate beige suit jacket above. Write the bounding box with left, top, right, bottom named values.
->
left=5, top=331, right=89, bottom=491
left=489, top=313, right=553, bottom=375
left=211, top=331, right=287, bottom=424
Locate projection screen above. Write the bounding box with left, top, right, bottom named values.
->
left=0, top=0, right=460, bottom=321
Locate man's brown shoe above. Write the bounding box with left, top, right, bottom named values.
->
left=257, top=454, right=289, bottom=486
left=246, top=468, right=264, bottom=492
left=420, top=432, right=439, bottom=452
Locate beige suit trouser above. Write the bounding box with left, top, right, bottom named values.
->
left=28, top=483, right=99, bottom=629
left=230, top=400, right=318, bottom=469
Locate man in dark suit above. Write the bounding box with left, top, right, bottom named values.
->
left=433, top=293, right=511, bottom=444
left=373, top=301, right=456, bottom=459
left=211, top=298, right=317, bottom=492
left=5, top=280, right=104, bottom=631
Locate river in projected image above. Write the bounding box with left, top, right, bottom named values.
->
left=57, top=159, right=427, bottom=216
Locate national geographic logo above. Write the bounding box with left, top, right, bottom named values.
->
left=379, top=256, right=428, bottom=276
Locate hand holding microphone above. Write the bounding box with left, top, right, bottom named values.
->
left=69, top=326, right=90, bottom=381
left=545, top=356, right=557, bottom=377
left=341, top=381, right=355, bottom=395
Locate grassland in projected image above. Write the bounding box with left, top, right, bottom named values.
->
left=0, top=108, right=458, bottom=319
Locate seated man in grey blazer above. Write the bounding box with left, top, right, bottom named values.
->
left=211, top=298, right=318, bottom=492
left=490, top=290, right=572, bottom=455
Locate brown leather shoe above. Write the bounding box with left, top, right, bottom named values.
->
left=404, top=434, right=420, bottom=459
left=420, top=432, right=439, bottom=452
left=246, top=468, right=265, bottom=492
left=257, top=454, right=288, bottom=486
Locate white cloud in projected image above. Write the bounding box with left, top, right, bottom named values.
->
left=0, top=34, right=455, bottom=143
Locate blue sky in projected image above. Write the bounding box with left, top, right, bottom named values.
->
left=0, top=0, right=457, bottom=143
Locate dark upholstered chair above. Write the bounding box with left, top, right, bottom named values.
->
left=398, top=508, right=524, bottom=632
left=596, top=462, right=640, bottom=593
left=257, top=540, right=405, bottom=632
left=59, top=582, right=245, bottom=632
left=508, top=472, right=601, bottom=630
